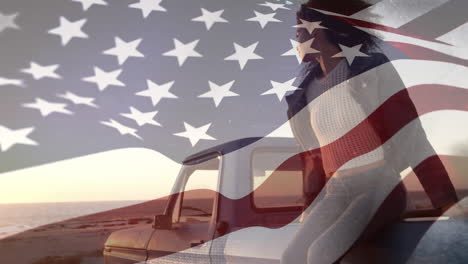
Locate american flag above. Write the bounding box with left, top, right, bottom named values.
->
left=1, top=0, right=468, bottom=262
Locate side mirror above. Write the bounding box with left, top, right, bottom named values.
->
left=153, top=214, right=172, bottom=230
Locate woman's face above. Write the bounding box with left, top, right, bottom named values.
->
left=310, top=29, right=341, bottom=75
left=296, top=20, right=341, bottom=75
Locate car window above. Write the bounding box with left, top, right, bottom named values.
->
left=179, top=156, right=220, bottom=223
left=252, top=150, right=305, bottom=209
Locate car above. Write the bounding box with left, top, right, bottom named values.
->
left=103, top=137, right=468, bottom=264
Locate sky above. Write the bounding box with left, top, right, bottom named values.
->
left=0, top=148, right=182, bottom=204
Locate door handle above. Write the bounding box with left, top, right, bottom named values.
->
left=190, top=239, right=205, bottom=247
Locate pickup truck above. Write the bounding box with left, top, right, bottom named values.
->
left=103, top=137, right=468, bottom=264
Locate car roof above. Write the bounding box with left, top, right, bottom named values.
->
left=183, top=137, right=299, bottom=165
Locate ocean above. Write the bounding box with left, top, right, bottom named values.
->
left=0, top=200, right=143, bottom=239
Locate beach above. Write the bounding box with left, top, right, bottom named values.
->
left=0, top=199, right=168, bottom=264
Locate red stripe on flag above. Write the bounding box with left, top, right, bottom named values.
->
left=330, top=15, right=451, bottom=45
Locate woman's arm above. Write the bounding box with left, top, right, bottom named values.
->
left=383, top=87, right=458, bottom=208
left=374, top=64, right=458, bottom=209
left=412, top=154, right=458, bottom=209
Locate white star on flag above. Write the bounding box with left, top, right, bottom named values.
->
left=22, top=98, right=73, bottom=116
left=121, top=107, right=161, bottom=127
left=103, top=37, right=144, bottom=65
left=0, top=126, right=37, bottom=152
left=0, top=77, right=23, bottom=87
left=282, top=38, right=320, bottom=63
left=174, top=122, right=216, bottom=146
left=224, top=42, right=263, bottom=70
left=136, top=79, right=177, bottom=106
left=262, top=77, right=299, bottom=101
left=281, top=39, right=302, bottom=63
left=163, top=38, right=203, bottom=66
left=0, top=12, right=19, bottom=33
left=21, top=62, right=61, bottom=80
left=191, top=8, right=228, bottom=30
left=48, top=17, right=88, bottom=46
left=332, top=43, right=370, bottom=65
left=82, top=67, right=125, bottom=91
left=129, top=0, right=166, bottom=18
left=258, top=1, right=290, bottom=11
left=246, top=11, right=281, bottom=28
left=198, top=80, right=239, bottom=107
left=293, top=19, right=327, bottom=34
left=57, top=91, right=98, bottom=108
left=101, top=119, right=142, bottom=140
left=297, top=38, right=320, bottom=59
left=71, top=0, right=108, bottom=11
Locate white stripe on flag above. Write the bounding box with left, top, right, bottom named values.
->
left=350, top=0, right=450, bottom=28
left=436, top=22, right=468, bottom=47
left=392, top=59, right=468, bottom=88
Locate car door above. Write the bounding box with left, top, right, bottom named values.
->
left=146, top=154, right=221, bottom=263
left=213, top=148, right=313, bottom=263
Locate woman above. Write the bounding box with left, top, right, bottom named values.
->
left=282, top=3, right=458, bottom=263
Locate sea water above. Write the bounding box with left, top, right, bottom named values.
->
left=0, top=200, right=142, bottom=239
